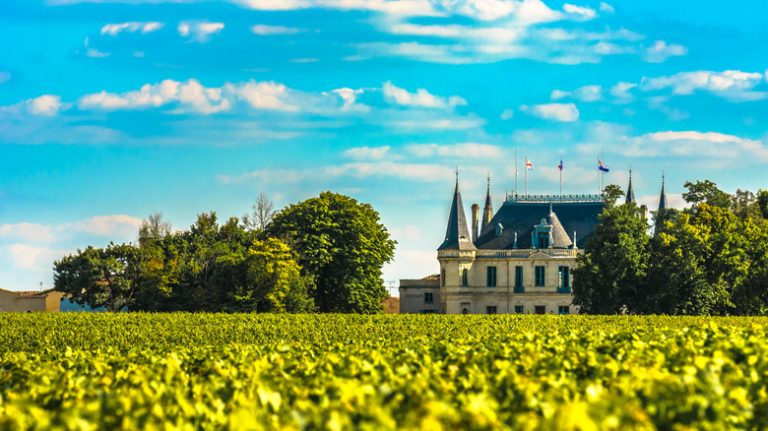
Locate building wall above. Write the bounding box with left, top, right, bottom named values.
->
left=399, top=279, right=441, bottom=313
left=0, top=289, right=65, bottom=312
left=438, top=249, right=579, bottom=314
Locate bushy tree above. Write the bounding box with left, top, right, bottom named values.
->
left=573, top=203, right=649, bottom=314
left=266, top=192, right=396, bottom=313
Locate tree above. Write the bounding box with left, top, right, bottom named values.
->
left=756, top=190, right=768, bottom=219
left=139, top=213, right=172, bottom=245
left=573, top=203, right=649, bottom=314
left=243, top=193, right=276, bottom=231
left=266, top=192, right=396, bottom=313
left=54, top=243, right=144, bottom=311
left=601, top=184, right=625, bottom=208
left=682, top=180, right=731, bottom=209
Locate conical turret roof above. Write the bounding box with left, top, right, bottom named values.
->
left=548, top=207, right=573, bottom=249
left=438, top=179, right=476, bottom=251
left=626, top=169, right=636, bottom=204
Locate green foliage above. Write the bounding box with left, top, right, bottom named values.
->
left=267, top=192, right=396, bottom=314
left=601, top=184, right=625, bottom=208
left=682, top=180, right=731, bottom=209
left=54, top=213, right=313, bottom=313
left=1, top=314, right=768, bottom=430
left=573, top=203, right=649, bottom=314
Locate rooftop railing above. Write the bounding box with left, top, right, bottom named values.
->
left=505, top=194, right=603, bottom=203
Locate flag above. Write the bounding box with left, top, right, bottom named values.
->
left=558, top=160, right=563, bottom=171
left=526, top=160, right=533, bottom=171
left=598, top=159, right=610, bottom=172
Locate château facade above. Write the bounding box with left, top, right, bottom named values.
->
left=400, top=172, right=660, bottom=314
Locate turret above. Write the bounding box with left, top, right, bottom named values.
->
left=480, top=174, right=493, bottom=235
left=654, top=173, right=668, bottom=236
left=438, top=174, right=477, bottom=251
left=626, top=168, right=636, bottom=205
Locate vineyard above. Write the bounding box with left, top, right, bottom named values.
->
left=1, top=314, right=767, bottom=430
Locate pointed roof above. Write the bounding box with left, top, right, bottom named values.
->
left=658, top=173, right=667, bottom=211
left=548, top=207, right=573, bottom=249
left=438, top=178, right=477, bottom=251
left=481, top=174, right=493, bottom=235
left=626, top=169, right=636, bottom=204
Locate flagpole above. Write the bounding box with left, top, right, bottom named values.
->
left=559, top=165, right=563, bottom=197
left=515, top=147, right=519, bottom=197
left=525, top=154, right=528, bottom=196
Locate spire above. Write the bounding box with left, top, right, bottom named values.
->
left=438, top=175, right=477, bottom=251
left=547, top=209, right=573, bottom=249
left=625, top=168, right=636, bottom=204
left=655, top=173, right=668, bottom=236
left=658, top=172, right=667, bottom=211
left=480, top=173, right=494, bottom=235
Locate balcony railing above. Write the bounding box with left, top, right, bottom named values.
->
left=438, top=248, right=580, bottom=259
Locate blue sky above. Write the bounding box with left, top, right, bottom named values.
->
left=1, top=0, right=768, bottom=291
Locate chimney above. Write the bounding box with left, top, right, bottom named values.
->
left=471, top=203, right=480, bottom=242
left=640, top=204, right=648, bottom=221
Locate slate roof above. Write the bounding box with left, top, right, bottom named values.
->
left=473, top=200, right=604, bottom=250
left=438, top=182, right=477, bottom=251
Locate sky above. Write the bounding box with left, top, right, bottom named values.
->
left=1, top=0, right=768, bottom=291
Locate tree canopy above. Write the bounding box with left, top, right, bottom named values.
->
left=266, top=192, right=396, bottom=314
left=575, top=181, right=768, bottom=315
left=54, top=192, right=395, bottom=314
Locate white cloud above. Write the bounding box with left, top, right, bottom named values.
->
left=563, top=4, right=596, bottom=20
left=178, top=21, right=224, bottom=42
left=550, top=85, right=602, bottom=102
left=500, top=108, right=514, bottom=120
left=640, top=70, right=767, bottom=101
left=382, top=81, right=466, bottom=108
left=25, top=95, right=62, bottom=116
left=79, top=79, right=230, bottom=113
left=251, top=24, right=303, bottom=35
left=610, top=81, right=636, bottom=102
left=226, top=80, right=298, bottom=111
left=343, top=146, right=391, bottom=160
left=599, top=2, right=614, bottom=13
left=520, top=103, right=579, bottom=122
left=0, top=223, right=57, bottom=243
left=69, top=215, right=143, bottom=237
left=101, top=21, right=163, bottom=36
left=628, top=131, right=768, bottom=161
left=83, top=37, right=109, bottom=58
left=406, top=143, right=503, bottom=158
left=219, top=161, right=456, bottom=185
left=6, top=244, right=65, bottom=271
left=643, top=40, right=687, bottom=63
left=332, top=87, right=365, bottom=110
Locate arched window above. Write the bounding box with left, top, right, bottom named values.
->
left=461, top=269, right=469, bottom=287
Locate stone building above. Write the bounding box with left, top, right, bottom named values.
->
left=400, top=171, right=659, bottom=314
left=0, top=288, right=65, bottom=312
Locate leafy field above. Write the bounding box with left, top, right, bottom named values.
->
left=1, top=314, right=767, bottom=430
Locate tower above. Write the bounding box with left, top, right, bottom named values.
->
left=438, top=174, right=476, bottom=251
left=471, top=203, right=480, bottom=242
left=654, top=173, right=668, bottom=235
left=481, top=174, right=493, bottom=236
left=626, top=168, right=636, bottom=205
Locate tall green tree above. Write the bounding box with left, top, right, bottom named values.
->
left=601, top=184, right=625, bottom=208
left=266, top=192, right=396, bottom=313
left=573, top=203, right=649, bottom=314
left=682, top=180, right=731, bottom=209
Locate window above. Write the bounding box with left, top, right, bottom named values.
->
left=535, top=305, right=546, bottom=315
left=461, top=269, right=469, bottom=287
left=461, top=302, right=471, bottom=314
left=441, top=268, right=446, bottom=287
left=514, top=305, right=524, bottom=314
left=538, top=236, right=549, bottom=249
left=486, top=306, right=497, bottom=314
left=514, top=266, right=524, bottom=293
left=558, top=306, right=570, bottom=315
left=535, top=266, right=546, bottom=287
left=424, top=292, right=434, bottom=304
left=558, top=266, right=571, bottom=293
left=486, top=266, right=497, bottom=287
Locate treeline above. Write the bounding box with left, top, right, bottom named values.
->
left=575, top=181, right=768, bottom=315
left=54, top=192, right=396, bottom=313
